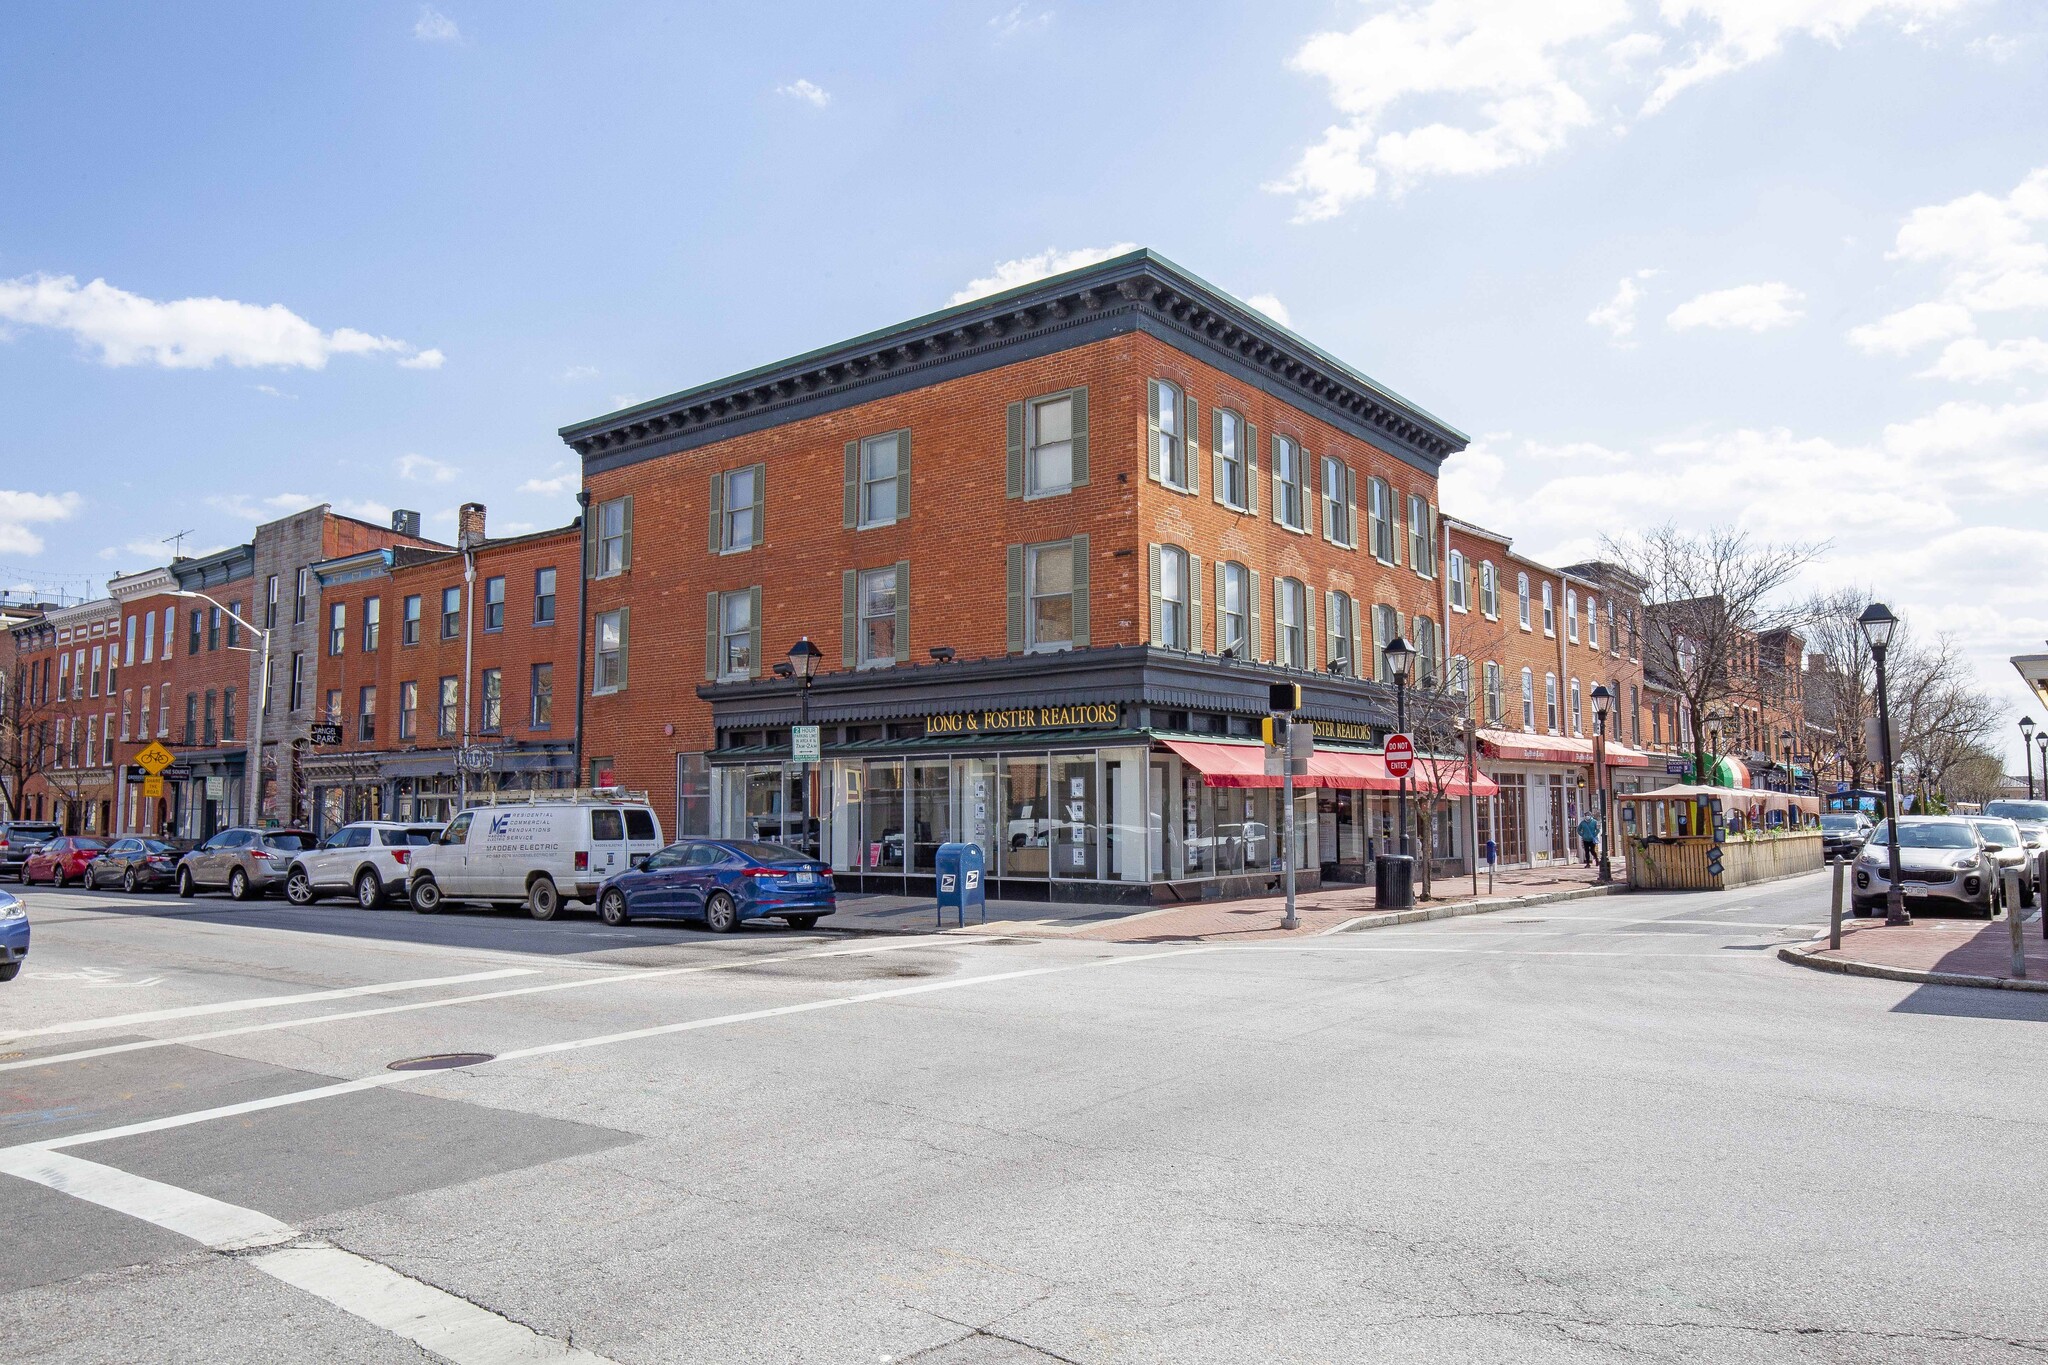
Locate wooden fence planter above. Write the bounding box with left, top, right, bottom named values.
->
left=1619, top=784, right=1825, bottom=892
left=1627, top=832, right=1823, bottom=891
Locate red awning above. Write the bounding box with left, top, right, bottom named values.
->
left=1160, top=739, right=1282, bottom=788
left=1311, top=749, right=1396, bottom=791
left=1477, top=729, right=1651, bottom=769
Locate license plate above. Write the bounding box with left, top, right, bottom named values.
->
left=793, top=871, right=815, bottom=885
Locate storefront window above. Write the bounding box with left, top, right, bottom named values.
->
left=910, top=762, right=952, bottom=872
left=956, top=758, right=998, bottom=866
left=1101, top=747, right=1147, bottom=881
left=1001, top=756, right=1051, bottom=878
left=1051, top=755, right=1096, bottom=880
left=861, top=760, right=905, bottom=872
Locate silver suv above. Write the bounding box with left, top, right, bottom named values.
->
left=1852, top=817, right=1995, bottom=917
left=284, top=821, right=444, bottom=908
left=176, top=828, right=317, bottom=901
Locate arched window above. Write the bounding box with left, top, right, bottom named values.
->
left=1565, top=589, right=1579, bottom=642
left=1275, top=577, right=1308, bottom=668
left=1521, top=668, right=1536, bottom=730
left=1152, top=544, right=1191, bottom=650
left=1517, top=572, right=1531, bottom=629
left=1480, top=561, right=1499, bottom=618
left=1217, top=560, right=1250, bottom=656
left=1448, top=550, right=1469, bottom=611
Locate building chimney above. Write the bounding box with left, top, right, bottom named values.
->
left=391, top=509, right=422, bottom=538
left=457, top=503, right=486, bottom=550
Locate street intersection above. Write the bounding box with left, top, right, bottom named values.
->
left=2, top=875, right=2044, bottom=1363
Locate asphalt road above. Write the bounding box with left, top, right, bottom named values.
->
left=2, top=873, right=2044, bottom=1363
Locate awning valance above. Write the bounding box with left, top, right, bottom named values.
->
left=1476, top=729, right=1652, bottom=768
left=1160, top=739, right=1280, bottom=788
left=1161, top=739, right=1498, bottom=796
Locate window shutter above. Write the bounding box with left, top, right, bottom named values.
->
left=1147, top=543, right=1163, bottom=646
left=616, top=607, right=630, bottom=690
left=751, top=462, right=767, bottom=543
left=1351, top=604, right=1363, bottom=682
left=1244, top=421, right=1258, bottom=514
left=1070, top=387, right=1089, bottom=487
left=709, top=472, right=725, bottom=553
left=841, top=571, right=857, bottom=668
left=1428, top=504, right=1440, bottom=572
left=1005, top=404, right=1025, bottom=499
left=1390, top=493, right=1402, bottom=566
left=1317, top=457, right=1329, bottom=542
left=1070, top=534, right=1090, bottom=647
left=1345, top=468, right=1358, bottom=549
left=1248, top=569, right=1262, bottom=661
left=1372, top=603, right=1388, bottom=679
left=1325, top=592, right=1338, bottom=664
left=843, top=441, right=860, bottom=527
left=893, top=561, right=910, bottom=663
left=1303, top=589, right=1317, bottom=671
left=1188, top=553, right=1203, bottom=653
left=1273, top=578, right=1287, bottom=663
left=705, top=594, right=719, bottom=680
left=895, top=437, right=910, bottom=523
left=1211, top=412, right=1226, bottom=505
left=1183, top=395, right=1199, bottom=494
left=1145, top=381, right=1162, bottom=483
left=747, top=587, right=762, bottom=678
left=620, top=495, right=634, bottom=570
left=1006, top=545, right=1025, bottom=652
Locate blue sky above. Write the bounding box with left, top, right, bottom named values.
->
left=4, top=1, right=2047, bottom=754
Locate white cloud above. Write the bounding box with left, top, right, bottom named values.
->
left=0, top=273, right=440, bottom=371
left=398, top=347, right=445, bottom=370
left=990, top=4, right=1052, bottom=40
left=1887, top=166, right=2048, bottom=313
left=1587, top=268, right=1657, bottom=341
left=950, top=243, right=1140, bottom=304
left=1845, top=299, right=1975, bottom=354
left=1914, top=336, right=2048, bottom=383
left=776, top=78, right=831, bottom=108
left=1643, top=0, right=1977, bottom=114
left=251, top=383, right=297, bottom=400
left=414, top=7, right=459, bottom=42
left=1969, top=33, right=2020, bottom=61
left=0, top=490, right=83, bottom=556
left=519, top=465, right=577, bottom=497
left=1605, top=31, right=1665, bottom=66
left=208, top=492, right=316, bottom=522
left=1666, top=281, right=1805, bottom=332
left=1245, top=293, right=1292, bottom=327
left=395, top=453, right=458, bottom=484
left=1268, top=0, right=1625, bottom=221
left=559, top=364, right=599, bottom=382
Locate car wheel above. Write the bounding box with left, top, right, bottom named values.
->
left=177, top=867, right=196, bottom=898
left=410, top=876, right=442, bottom=913
left=785, top=914, right=820, bottom=930
left=285, top=869, right=316, bottom=906
left=598, top=888, right=631, bottom=926
left=703, top=891, right=739, bottom=933
left=355, top=870, right=384, bottom=910
left=122, top=869, right=138, bottom=894
left=54, top=866, right=68, bottom=889
left=527, top=877, right=562, bottom=921
left=228, top=868, right=252, bottom=902
left=0, top=963, right=18, bottom=982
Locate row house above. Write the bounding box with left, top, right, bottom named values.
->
left=304, top=505, right=580, bottom=832
left=1642, top=598, right=1813, bottom=793
left=0, top=602, right=49, bottom=820
left=5, top=598, right=121, bottom=833
left=562, top=249, right=1476, bottom=903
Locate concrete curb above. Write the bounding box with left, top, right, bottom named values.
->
left=1776, top=939, right=2048, bottom=993
left=1323, top=882, right=1628, bottom=935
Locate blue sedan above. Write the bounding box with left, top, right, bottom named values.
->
left=595, top=839, right=834, bottom=932
left=0, top=885, right=28, bottom=981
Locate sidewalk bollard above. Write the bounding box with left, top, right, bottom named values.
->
left=2009, top=870, right=2028, bottom=981
left=1829, top=856, right=1844, bottom=951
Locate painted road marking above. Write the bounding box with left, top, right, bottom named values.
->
left=0, top=937, right=997, bottom=1075
left=0, top=1148, right=612, bottom=1362
left=0, top=968, right=540, bottom=1044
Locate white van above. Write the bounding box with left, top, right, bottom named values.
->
left=407, top=790, right=663, bottom=920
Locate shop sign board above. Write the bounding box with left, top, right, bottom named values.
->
left=1306, top=718, right=1376, bottom=744
left=923, top=703, right=1119, bottom=737
left=309, top=723, right=344, bottom=746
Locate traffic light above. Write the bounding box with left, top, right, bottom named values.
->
left=1268, top=681, right=1301, bottom=713
left=1261, top=716, right=1280, bottom=747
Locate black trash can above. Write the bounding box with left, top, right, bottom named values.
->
left=1375, top=854, right=1415, bottom=910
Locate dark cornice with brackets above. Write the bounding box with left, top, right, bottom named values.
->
left=560, top=249, right=1470, bottom=479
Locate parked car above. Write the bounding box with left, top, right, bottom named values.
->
left=1820, top=812, right=1873, bottom=861
left=1965, top=816, right=2035, bottom=908
left=1985, top=799, right=2048, bottom=825
left=595, top=838, right=835, bottom=932
left=283, top=821, right=444, bottom=908
left=0, top=821, right=63, bottom=882
left=176, top=827, right=317, bottom=900
left=408, top=796, right=664, bottom=919
left=0, top=884, right=26, bottom=981
left=21, top=836, right=110, bottom=887
left=86, top=837, right=195, bottom=892
left=1852, top=817, right=1995, bottom=917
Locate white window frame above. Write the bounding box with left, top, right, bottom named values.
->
left=1026, top=542, right=1075, bottom=654
left=1159, top=546, right=1190, bottom=651
left=1484, top=661, right=1503, bottom=724
left=1275, top=578, right=1306, bottom=668
left=1588, top=597, right=1599, bottom=649
left=857, top=567, right=899, bottom=669
left=1408, top=493, right=1431, bottom=574
left=1545, top=673, right=1559, bottom=732
left=1329, top=591, right=1355, bottom=675
left=1521, top=668, right=1536, bottom=731
left=725, top=464, right=763, bottom=547
left=1152, top=380, right=1188, bottom=490
left=718, top=591, right=755, bottom=681
left=1448, top=551, right=1468, bottom=612
left=1026, top=394, right=1075, bottom=497
left=1321, top=455, right=1352, bottom=547
left=1542, top=582, right=1556, bottom=637
left=1216, top=410, right=1247, bottom=510
left=1570, top=677, right=1582, bottom=735
left=1274, top=436, right=1305, bottom=530
left=1219, top=561, right=1249, bottom=656
left=1566, top=589, right=1579, bottom=642
left=596, top=498, right=629, bottom=577
left=1368, top=478, right=1394, bottom=562
left=1518, top=573, right=1531, bottom=630
left=593, top=609, right=625, bottom=694
left=856, top=435, right=899, bottom=528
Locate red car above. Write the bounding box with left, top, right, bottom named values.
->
left=21, top=836, right=110, bottom=887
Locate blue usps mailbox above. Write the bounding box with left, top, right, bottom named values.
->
left=934, top=842, right=987, bottom=927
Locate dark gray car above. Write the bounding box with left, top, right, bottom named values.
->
left=0, top=822, right=63, bottom=882
left=176, top=827, right=316, bottom=900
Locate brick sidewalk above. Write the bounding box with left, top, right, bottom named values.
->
left=1784, top=911, right=2048, bottom=990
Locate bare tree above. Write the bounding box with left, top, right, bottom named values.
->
left=0, top=663, right=67, bottom=822
left=1942, top=745, right=2008, bottom=809
left=1603, top=525, right=1820, bottom=783
left=1405, top=612, right=1512, bottom=899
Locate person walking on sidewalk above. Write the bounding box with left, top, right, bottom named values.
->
left=1576, top=812, right=1600, bottom=868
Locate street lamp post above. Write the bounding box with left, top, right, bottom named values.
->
left=1779, top=729, right=1795, bottom=795
left=786, top=637, right=821, bottom=852
left=1383, top=635, right=1415, bottom=861
left=1859, top=603, right=1909, bottom=926
left=1591, top=684, right=1614, bottom=884
left=2023, top=716, right=2038, bottom=801
left=173, top=590, right=271, bottom=828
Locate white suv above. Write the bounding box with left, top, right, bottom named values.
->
left=284, top=821, right=446, bottom=908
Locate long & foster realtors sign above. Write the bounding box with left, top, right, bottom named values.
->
left=923, top=703, right=1120, bottom=736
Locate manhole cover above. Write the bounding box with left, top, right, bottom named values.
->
left=386, top=1052, right=494, bottom=1071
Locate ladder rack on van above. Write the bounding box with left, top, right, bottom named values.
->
left=466, top=787, right=651, bottom=806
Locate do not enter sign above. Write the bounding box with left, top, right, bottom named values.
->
left=1384, top=733, right=1415, bottom=778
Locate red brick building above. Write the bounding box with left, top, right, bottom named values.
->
left=305, top=506, right=579, bottom=831
left=560, top=250, right=1476, bottom=901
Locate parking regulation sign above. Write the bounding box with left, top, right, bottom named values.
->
left=1384, top=733, right=1415, bottom=778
